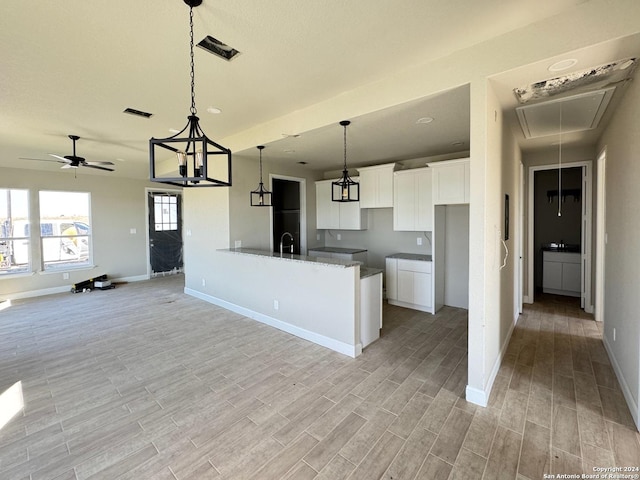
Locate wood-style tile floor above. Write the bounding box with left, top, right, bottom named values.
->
left=0, top=276, right=638, bottom=479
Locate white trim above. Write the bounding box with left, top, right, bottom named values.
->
left=595, top=148, right=607, bottom=322
left=603, top=335, right=639, bottom=430
left=526, top=161, right=592, bottom=309
left=0, top=299, right=11, bottom=311
left=467, top=307, right=517, bottom=407
left=268, top=175, right=307, bottom=254
left=185, top=287, right=360, bottom=358
left=115, top=274, right=149, bottom=283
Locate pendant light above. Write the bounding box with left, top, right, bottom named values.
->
left=250, top=146, right=272, bottom=207
left=149, top=0, right=232, bottom=188
left=332, top=120, right=359, bottom=202
left=557, top=105, right=563, bottom=217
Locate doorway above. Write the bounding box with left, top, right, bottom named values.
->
left=526, top=161, right=592, bottom=311
left=147, top=191, right=183, bottom=276
left=270, top=176, right=306, bottom=255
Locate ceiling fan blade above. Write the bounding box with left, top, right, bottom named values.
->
left=83, top=164, right=115, bottom=172
left=85, top=161, right=115, bottom=166
left=20, top=157, right=67, bottom=164
left=49, top=154, right=72, bottom=163
left=60, top=164, right=77, bottom=169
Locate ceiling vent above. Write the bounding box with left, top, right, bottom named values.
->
left=516, top=87, right=615, bottom=139
left=197, top=36, right=240, bottom=61
left=123, top=107, right=153, bottom=118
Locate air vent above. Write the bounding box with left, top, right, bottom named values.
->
left=197, top=36, right=240, bottom=61
left=123, top=108, right=153, bottom=118
left=516, top=87, right=615, bottom=139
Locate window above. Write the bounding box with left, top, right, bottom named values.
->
left=0, top=189, right=30, bottom=275
left=39, top=191, right=92, bottom=270
left=154, top=195, right=178, bottom=231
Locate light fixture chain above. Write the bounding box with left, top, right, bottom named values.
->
left=343, top=124, right=348, bottom=170
left=259, top=149, right=264, bottom=183
left=189, top=5, right=197, bottom=115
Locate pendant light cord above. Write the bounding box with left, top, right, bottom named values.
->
left=259, top=149, right=264, bottom=184
left=343, top=123, right=348, bottom=171
left=189, top=6, right=197, bottom=116
left=558, top=106, right=562, bottom=217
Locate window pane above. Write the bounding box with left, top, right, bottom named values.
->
left=39, top=191, right=91, bottom=270
left=0, top=189, right=30, bottom=274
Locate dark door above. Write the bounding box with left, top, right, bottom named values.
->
left=148, top=192, right=183, bottom=274
left=272, top=179, right=300, bottom=254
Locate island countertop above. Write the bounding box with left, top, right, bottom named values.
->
left=308, top=246, right=368, bottom=254
left=219, top=248, right=361, bottom=267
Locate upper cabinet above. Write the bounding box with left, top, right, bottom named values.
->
left=393, top=167, right=432, bottom=231
left=428, top=158, right=470, bottom=205
left=357, top=163, right=397, bottom=208
left=315, top=179, right=368, bottom=230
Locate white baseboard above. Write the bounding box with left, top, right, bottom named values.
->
left=603, top=335, right=639, bottom=430
left=115, top=274, right=149, bottom=283
left=185, top=288, right=361, bottom=358
left=466, top=315, right=517, bottom=408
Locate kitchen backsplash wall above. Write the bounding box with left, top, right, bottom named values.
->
left=321, top=208, right=432, bottom=269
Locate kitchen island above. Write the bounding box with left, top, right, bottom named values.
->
left=185, top=248, right=382, bottom=357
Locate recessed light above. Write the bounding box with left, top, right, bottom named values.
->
left=416, top=117, right=434, bottom=124
left=282, top=133, right=300, bottom=138
left=207, top=106, right=222, bottom=114
left=284, top=149, right=296, bottom=154
left=548, top=59, right=578, bottom=72
left=451, top=141, right=464, bottom=146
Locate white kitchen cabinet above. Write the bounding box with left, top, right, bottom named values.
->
left=386, top=256, right=432, bottom=312
left=393, top=167, right=432, bottom=231
left=315, top=179, right=367, bottom=230
left=543, top=251, right=581, bottom=297
left=428, top=158, right=470, bottom=205
left=360, top=272, right=382, bottom=348
left=357, top=163, right=396, bottom=208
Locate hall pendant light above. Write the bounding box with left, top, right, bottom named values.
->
left=250, top=146, right=272, bottom=207
left=332, top=120, right=359, bottom=202
left=149, top=0, right=232, bottom=188
left=557, top=105, right=563, bottom=217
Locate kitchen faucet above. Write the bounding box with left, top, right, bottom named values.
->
left=280, top=232, right=294, bottom=255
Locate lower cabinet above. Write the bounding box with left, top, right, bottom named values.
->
left=542, top=251, right=581, bottom=297
left=386, top=257, right=432, bottom=312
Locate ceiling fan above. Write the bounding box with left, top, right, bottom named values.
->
left=21, top=135, right=115, bottom=172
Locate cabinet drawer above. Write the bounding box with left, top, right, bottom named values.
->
left=543, top=251, right=580, bottom=264
left=397, top=259, right=432, bottom=273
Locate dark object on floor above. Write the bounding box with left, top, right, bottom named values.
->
left=70, top=274, right=112, bottom=293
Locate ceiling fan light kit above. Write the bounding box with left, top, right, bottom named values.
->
left=149, top=0, right=232, bottom=188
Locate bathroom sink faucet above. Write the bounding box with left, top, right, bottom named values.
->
left=280, top=232, right=294, bottom=255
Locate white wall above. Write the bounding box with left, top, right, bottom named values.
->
left=0, top=167, right=156, bottom=298
left=597, top=76, right=640, bottom=428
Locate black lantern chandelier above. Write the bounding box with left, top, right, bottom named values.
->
left=250, top=146, right=272, bottom=207
left=149, top=0, right=232, bottom=187
left=332, top=120, right=359, bottom=202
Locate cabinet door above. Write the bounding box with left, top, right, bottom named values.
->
left=413, top=272, right=432, bottom=308
left=339, top=200, right=364, bottom=230
left=416, top=169, right=433, bottom=231
left=543, top=261, right=563, bottom=290
left=377, top=169, right=394, bottom=208
left=385, top=258, right=398, bottom=300
left=433, top=160, right=469, bottom=205
left=397, top=270, right=414, bottom=303
left=358, top=170, right=377, bottom=209
left=562, top=262, right=581, bottom=292
left=315, top=181, right=339, bottom=229
left=393, top=172, right=415, bottom=231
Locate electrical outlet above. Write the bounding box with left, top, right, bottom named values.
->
left=317, top=233, right=321, bottom=241
left=234, top=240, right=242, bottom=248
left=337, top=234, right=341, bottom=241
left=273, top=299, right=279, bottom=310
left=417, top=237, right=422, bottom=246
left=63, top=272, right=69, bottom=280
left=202, top=278, right=206, bottom=287
left=187, top=229, right=192, bottom=236
left=130, top=228, right=137, bottom=234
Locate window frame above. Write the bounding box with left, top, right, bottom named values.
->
left=0, top=188, right=31, bottom=277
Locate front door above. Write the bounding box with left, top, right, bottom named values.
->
left=148, top=192, right=183, bottom=275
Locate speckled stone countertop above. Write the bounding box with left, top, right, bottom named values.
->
left=308, top=246, right=368, bottom=254
left=386, top=253, right=432, bottom=262
left=219, top=248, right=361, bottom=268
left=220, top=248, right=382, bottom=279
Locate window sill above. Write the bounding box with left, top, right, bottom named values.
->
left=39, top=264, right=97, bottom=275
left=0, top=271, right=35, bottom=281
